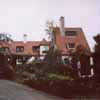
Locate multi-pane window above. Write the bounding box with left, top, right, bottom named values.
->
left=42, top=46, right=49, bottom=54
left=42, top=50, right=48, bottom=54
left=32, top=46, right=40, bottom=52
left=16, top=46, right=24, bottom=52
left=67, top=43, right=75, bottom=49
left=40, top=45, right=49, bottom=55
left=0, top=47, right=9, bottom=53
left=65, top=31, right=77, bottom=36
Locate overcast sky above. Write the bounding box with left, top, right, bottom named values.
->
left=0, top=0, right=100, bottom=50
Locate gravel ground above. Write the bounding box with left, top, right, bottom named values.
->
left=0, top=80, right=65, bottom=100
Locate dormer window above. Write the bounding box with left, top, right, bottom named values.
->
left=16, top=46, right=24, bottom=52
left=65, top=31, right=77, bottom=36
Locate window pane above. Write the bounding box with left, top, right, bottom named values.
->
left=16, top=46, right=24, bottom=52
left=68, top=43, right=75, bottom=48
left=32, top=46, right=39, bottom=52
left=65, top=31, right=77, bottom=36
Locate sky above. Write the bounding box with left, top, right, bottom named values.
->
left=0, top=0, right=100, bottom=50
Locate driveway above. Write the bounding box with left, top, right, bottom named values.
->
left=0, top=80, right=65, bottom=100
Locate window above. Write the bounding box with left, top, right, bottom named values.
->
left=16, top=46, right=24, bottom=52
left=32, top=46, right=40, bottom=52
left=64, top=58, right=70, bottom=64
left=65, top=31, right=77, bottom=36
left=40, top=45, right=49, bottom=55
left=0, top=47, right=9, bottom=52
left=67, top=43, right=75, bottom=49
left=42, top=50, right=48, bottom=53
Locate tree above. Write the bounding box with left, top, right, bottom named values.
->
left=0, top=33, right=12, bottom=53
left=0, top=33, right=15, bottom=80
left=44, top=46, right=62, bottom=65
left=45, top=20, right=61, bottom=64
left=0, top=33, right=12, bottom=42
left=93, top=34, right=100, bottom=82
left=93, top=34, right=100, bottom=54
left=71, top=45, right=91, bottom=77
left=45, top=20, right=57, bottom=49
left=45, top=20, right=54, bottom=40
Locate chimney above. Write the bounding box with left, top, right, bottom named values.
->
left=59, top=16, right=65, bottom=36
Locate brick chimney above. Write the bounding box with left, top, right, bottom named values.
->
left=59, top=16, right=65, bottom=36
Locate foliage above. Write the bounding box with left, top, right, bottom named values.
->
left=45, top=20, right=57, bottom=49
left=0, top=33, right=12, bottom=42
left=16, top=62, right=52, bottom=80
left=93, top=34, right=100, bottom=81
left=93, top=34, right=100, bottom=54
left=0, top=33, right=13, bottom=54
left=44, top=47, right=62, bottom=65
left=71, top=45, right=90, bottom=60
left=94, top=34, right=100, bottom=44
left=45, top=20, right=54, bottom=40
left=70, top=45, right=91, bottom=77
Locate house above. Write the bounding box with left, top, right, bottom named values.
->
left=0, top=39, right=50, bottom=64
left=0, top=16, right=90, bottom=64
left=54, top=17, right=90, bottom=53
left=53, top=17, right=90, bottom=61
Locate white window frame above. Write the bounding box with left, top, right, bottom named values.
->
left=67, top=43, right=75, bottom=49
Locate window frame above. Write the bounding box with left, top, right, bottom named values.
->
left=16, top=46, right=24, bottom=52
left=32, top=46, right=40, bottom=52
left=65, top=31, right=77, bottom=37
left=0, top=47, right=9, bottom=52
left=67, top=43, right=75, bottom=49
